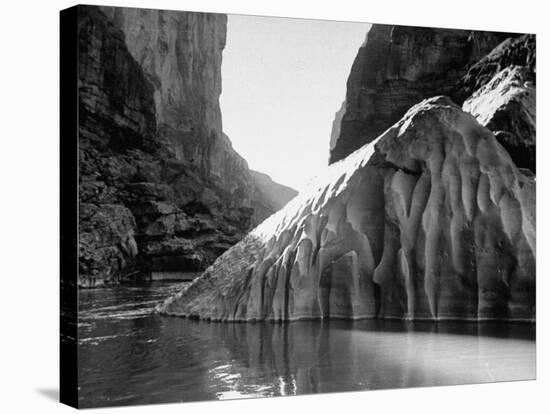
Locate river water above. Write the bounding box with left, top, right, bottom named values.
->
left=78, top=282, right=536, bottom=408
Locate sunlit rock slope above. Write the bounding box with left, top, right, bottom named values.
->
left=460, top=34, right=536, bottom=173
left=159, top=97, right=535, bottom=321
left=463, top=66, right=535, bottom=174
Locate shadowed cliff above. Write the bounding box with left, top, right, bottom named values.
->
left=78, top=6, right=296, bottom=287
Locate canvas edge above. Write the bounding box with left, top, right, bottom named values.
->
left=60, top=4, right=79, bottom=409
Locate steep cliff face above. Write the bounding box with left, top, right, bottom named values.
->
left=329, top=25, right=511, bottom=164
left=78, top=6, right=155, bottom=284
left=160, top=97, right=535, bottom=322
left=100, top=7, right=237, bottom=183
left=78, top=6, right=295, bottom=286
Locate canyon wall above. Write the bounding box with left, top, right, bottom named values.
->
left=159, top=97, right=535, bottom=322
left=328, top=25, right=512, bottom=164
left=78, top=6, right=296, bottom=287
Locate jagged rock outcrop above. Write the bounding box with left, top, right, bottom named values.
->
left=463, top=66, right=535, bottom=173
left=459, top=35, right=536, bottom=173
left=329, top=25, right=511, bottom=164
left=456, top=34, right=535, bottom=103
left=160, top=97, right=535, bottom=322
left=78, top=6, right=295, bottom=286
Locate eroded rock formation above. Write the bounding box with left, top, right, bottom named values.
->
left=160, top=97, right=535, bottom=322
left=78, top=6, right=295, bottom=286
left=328, top=25, right=510, bottom=164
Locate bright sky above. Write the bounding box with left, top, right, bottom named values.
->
left=220, top=14, right=370, bottom=191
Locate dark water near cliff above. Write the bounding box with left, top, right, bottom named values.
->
left=78, top=282, right=536, bottom=408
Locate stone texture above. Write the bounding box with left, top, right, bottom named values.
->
left=456, top=34, right=535, bottom=103
left=100, top=8, right=242, bottom=187
left=329, top=25, right=511, bottom=164
left=77, top=6, right=295, bottom=286
left=78, top=6, right=156, bottom=286
left=459, top=34, right=536, bottom=173
left=463, top=66, right=535, bottom=173
left=160, top=97, right=535, bottom=322
left=78, top=203, right=138, bottom=287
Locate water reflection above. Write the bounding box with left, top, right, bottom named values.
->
left=78, top=283, right=535, bottom=408
left=192, top=320, right=534, bottom=397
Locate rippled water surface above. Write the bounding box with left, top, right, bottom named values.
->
left=78, top=282, right=536, bottom=408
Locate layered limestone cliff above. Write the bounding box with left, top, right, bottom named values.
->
left=78, top=6, right=295, bottom=286
left=329, top=25, right=511, bottom=164
left=159, top=97, right=535, bottom=322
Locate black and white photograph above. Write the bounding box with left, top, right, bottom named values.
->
left=1, top=1, right=547, bottom=413
left=61, top=3, right=539, bottom=409
left=58, top=3, right=538, bottom=408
